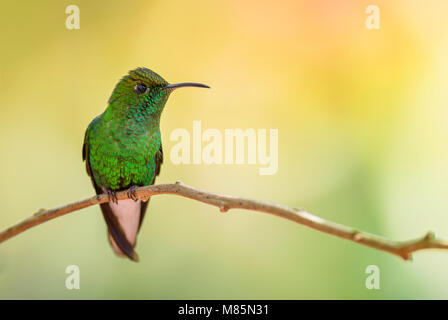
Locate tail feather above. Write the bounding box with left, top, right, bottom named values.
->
left=99, top=200, right=140, bottom=262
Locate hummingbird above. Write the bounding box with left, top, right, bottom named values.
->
left=82, top=67, right=209, bottom=262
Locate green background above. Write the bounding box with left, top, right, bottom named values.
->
left=1, top=0, right=448, bottom=299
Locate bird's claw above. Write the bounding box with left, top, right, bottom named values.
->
left=127, top=185, right=139, bottom=202
left=106, top=189, right=118, bottom=204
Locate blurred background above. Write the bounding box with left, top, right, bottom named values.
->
left=1, top=0, right=448, bottom=299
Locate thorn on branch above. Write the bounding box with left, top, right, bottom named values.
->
left=219, top=203, right=229, bottom=213
left=424, top=231, right=435, bottom=242
left=404, top=250, right=414, bottom=261
left=351, top=231, right=363, bottom=242
left=33, top=209, right=46, bottom=216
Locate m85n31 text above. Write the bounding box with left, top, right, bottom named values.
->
left=222, top=304, right=268, bottom=315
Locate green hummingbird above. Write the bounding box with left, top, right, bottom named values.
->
left=82, top=67, right=209, bottom=262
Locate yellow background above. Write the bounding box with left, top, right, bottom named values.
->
left=1, top=0, right=448, bottom=299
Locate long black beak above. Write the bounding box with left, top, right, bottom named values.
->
left=163, top=82, right=210, bottom=90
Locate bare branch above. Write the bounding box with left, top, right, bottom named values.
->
left=1, top=181, right=447, bottom=260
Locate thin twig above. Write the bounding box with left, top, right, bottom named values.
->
left=1, top=181, right=447, bottom=260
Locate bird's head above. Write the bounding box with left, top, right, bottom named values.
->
left=108, top=67, right=209, bottom=117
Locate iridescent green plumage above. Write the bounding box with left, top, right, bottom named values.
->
left=84, top=68, right=168, bottom=191
left=83, top=67, right=209, bottom=261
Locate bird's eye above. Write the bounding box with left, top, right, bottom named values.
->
left=134, top=83, right=148, bottom=94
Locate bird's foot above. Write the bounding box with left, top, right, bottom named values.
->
left=106, top=189, right=118, bottom=204
left=127, top=185, right=139, bottom=202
